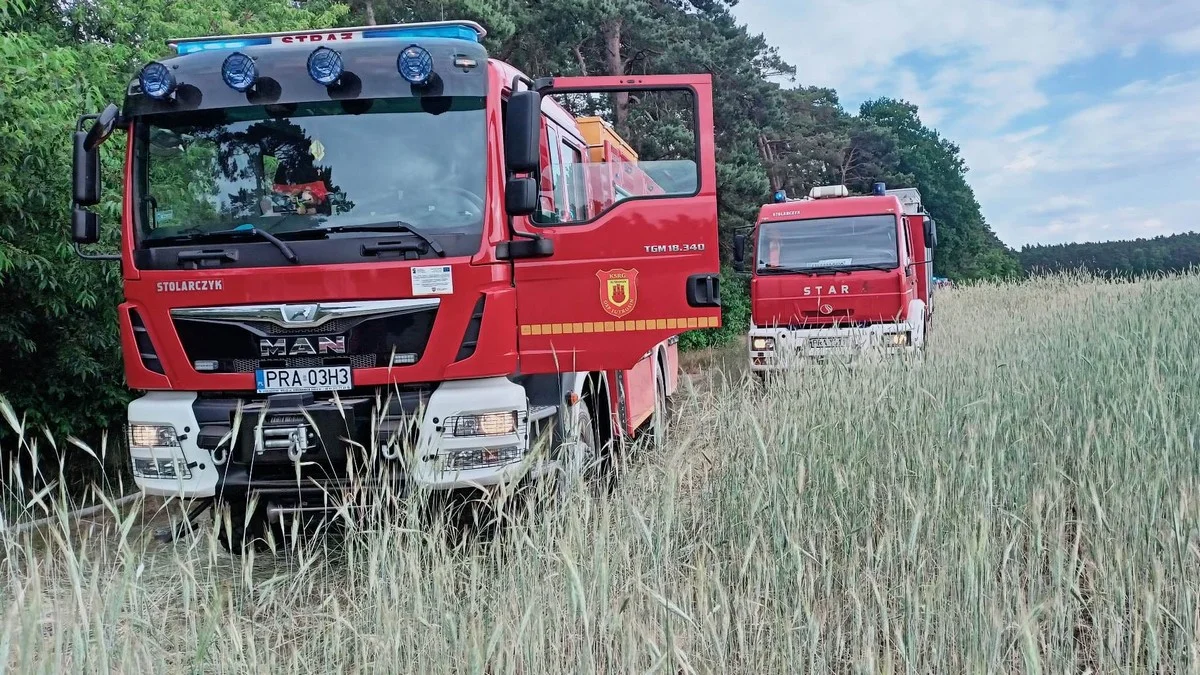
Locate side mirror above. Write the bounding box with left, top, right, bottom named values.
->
left=924, top=216, right=938, bottom=248
left=72, top=105, right=117, bottom=207
left=73, top=130, right=100, bottom=206
left=505, top=90, right=542, bottom=175
left=72, top=208, right=100, bottom=245
left=733, top=233, right=746, bottom=267
left=505, top=176, right=538, bottom=216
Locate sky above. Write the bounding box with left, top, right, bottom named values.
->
left=732, top=0, right=1200, bottom=248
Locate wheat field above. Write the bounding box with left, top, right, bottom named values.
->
left=4, top=272, right=1200, bottom=673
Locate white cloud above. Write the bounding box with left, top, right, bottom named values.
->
left=1030, top=195, right=1092, bottom=215
left=733, top=0, right=1200, bottom=247
left=734, top=0, right=1092, bottom=128
left=1011, top=206, right=1190, bottom=248
left=972, top=70, right=1200, bottom=178
left=967, top=69, right=1200, bottom=244
left=1166, top=26, right=1200, bottom=53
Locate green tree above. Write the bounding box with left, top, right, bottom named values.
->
left=1019, top=231, right=1200, bottom=278
left=859, top=98, right=1020, bottom=280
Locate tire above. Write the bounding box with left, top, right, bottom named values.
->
left=215, top=501, right=267, bottom=555
left=553, top=400, right=600, bottom=502
left=651, top=363, right=671, bottom=448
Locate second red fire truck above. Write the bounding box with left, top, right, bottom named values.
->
left=733, top=183, right=937, bottom=373
left=69, top=20, right=722, bottom=548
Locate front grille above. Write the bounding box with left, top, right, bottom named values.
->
left=229, top=354, right=378, bottom=373
left=258, top=317, right=358, bottom=335
left=173, top=305, right=437, bottom=374
left=802, top=308, right=853, bottom=319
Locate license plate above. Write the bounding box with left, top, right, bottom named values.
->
left=254, top=366, right=352, bottom=394
left=807, top=337, right=849, bottom=349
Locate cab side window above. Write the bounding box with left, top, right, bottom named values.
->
left=528, top=88, right=699, bottom=227
left=533, top=125, right=568, bottom=224
left=561, top=142, right=588, bottom=221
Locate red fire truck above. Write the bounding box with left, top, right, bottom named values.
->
left=733, top=182, right=937, bottom=373
left=69, top=20, right=722, bottom=547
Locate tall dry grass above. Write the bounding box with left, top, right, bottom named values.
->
left=3, top=271, right=1200, bottom=672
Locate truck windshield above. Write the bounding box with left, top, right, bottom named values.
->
left=757, top=214, right=899, bottom=271
left=134, top=97, right=486, bottom=244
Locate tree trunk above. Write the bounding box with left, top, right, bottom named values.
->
left=757, top=135, right=785, bottom=192
left=601, top=18, right=629, bottom=127
left=573, top=44, right=589, bottom=76
left=363, top=0, right=376, bottom=25
left=840, top=144, right=856, bottom=186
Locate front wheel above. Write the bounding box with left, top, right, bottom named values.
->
left=214, top=501, right=268, bottom=555
left=552, top=400, right=600, bottom=502
left=651, top=364, right=671, bottom=448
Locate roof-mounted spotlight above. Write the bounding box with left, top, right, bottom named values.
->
left=221, top=52, right=258, bottom=92
left=139, top=62, right=177, bottom=100
left=307, top=46, right=344, bottom=86
left=398, top=44, right=434, bottom=85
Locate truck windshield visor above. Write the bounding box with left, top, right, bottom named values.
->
left=757, top=214, right=899, bottom=271
left=133, top=96, right=486, bottom=245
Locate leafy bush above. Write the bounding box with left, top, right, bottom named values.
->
left=679, top=268, right=749, bottom=351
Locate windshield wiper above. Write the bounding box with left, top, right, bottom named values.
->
left=147, top=227, right=299, bottom=264
left=758, top=263, right=896, bottom=275
left=838, top=263, right=896, bottom=272
left=323, top=222, right=446, bottom=257
left=757, top=266, right=850, bottom=276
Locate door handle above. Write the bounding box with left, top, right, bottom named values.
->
left=686, top=273, right=721, bottom=307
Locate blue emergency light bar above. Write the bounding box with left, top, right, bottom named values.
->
left=169, top=20, right=487, bottom=55
left=176, top=38, right=271, bottom=55
left=364, top=24, right=481, bottom=41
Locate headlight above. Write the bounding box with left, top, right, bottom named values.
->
left=886, top=332, right=910, bottom=346
left=128, top=423, right=180, bottom=448
left=450, top=411, right=519, bottom=437
left=751, top=336, right=776, bottom=351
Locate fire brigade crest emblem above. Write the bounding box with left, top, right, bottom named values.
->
left=597, top=268, right=639, bottom=318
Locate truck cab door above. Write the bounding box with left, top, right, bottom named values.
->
left=504, top=75, right=722, bottom=374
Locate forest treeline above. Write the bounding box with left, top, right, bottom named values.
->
left=1019, top=231, right=1200, bottom=278
left=1, top=0, right=1017, bottom=443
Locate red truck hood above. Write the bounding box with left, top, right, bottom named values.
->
left=750, top=270, right=907, bottom=327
